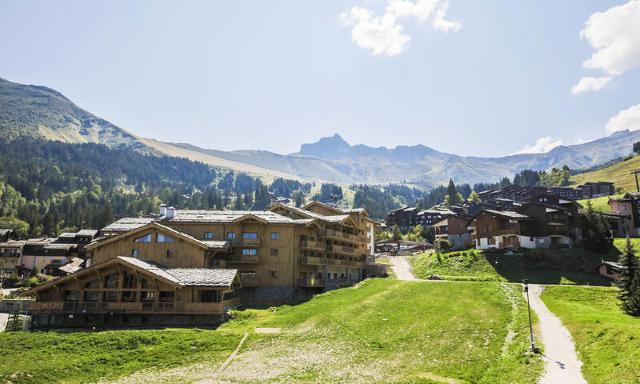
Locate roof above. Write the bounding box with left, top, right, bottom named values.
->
left=102, top=217, right=156, bottom=233
left=165, top=268, right=239, bottom=287
left=58, top=257, right=85, bottom=274
left=58, top=232, right=77, bottom=238
left=88, top=222, right=229, bottom=251
left=165, top=210, right=294, bottom=224
left=483, top=210, right=532, bottom=220
left=0, top=240, right=26, bottom=248
left=43, top=243, right=78, bottom=251
left=76, top=229, right=99, bottom=237
left=270, top=203, right=351, bottom=224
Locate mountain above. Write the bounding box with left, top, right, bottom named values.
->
left=2, top=76, right=639, bottom=187
left=571, top=155, right=640, bottom=193
left=0, top=77, right=150, bottom=152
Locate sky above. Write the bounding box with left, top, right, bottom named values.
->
left=1, top=0, right=639, bottom=157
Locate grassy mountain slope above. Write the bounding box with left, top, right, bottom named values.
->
left=0, top=77, right=150, bottom=152
left=571, top=155, right=640, bottom=193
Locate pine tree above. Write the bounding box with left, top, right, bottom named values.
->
left=617, top=237, right=639, bottom=315
left=446, top=179, right=457, bottom=203
left=391, top=224, right=402, bottom=241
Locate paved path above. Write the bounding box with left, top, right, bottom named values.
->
left=0, top=313, right=8, bottom=332
left=527, top=284, right=587, bottom=384
left=390, top=256, right=419, bottom=281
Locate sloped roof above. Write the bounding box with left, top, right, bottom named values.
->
left=270, top=203, right=350, bottom=223
left=165, top=268, right=238, bottom=287
left=58, top=257, right=85, bottom=274
left=484, top=210, right=532, bottom=220
left=77, top=229, right=99, bottom=237
left=165, top=210, right=294, bottom=224
left=102, top=217, right=156, bottom=233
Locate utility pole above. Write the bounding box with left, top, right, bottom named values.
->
left=523, top=279, right=537, bottom=353
left=632, top=170, right=640, bottom=193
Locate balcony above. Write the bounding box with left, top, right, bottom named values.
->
left=321, top=229, right=361, bottom=243
left=240, top=275, right=260, bottom=286
left=225, top=254, right=260, bottom=264
left=29, top=299, right=241, bottom=315
left=231, top=238, right=261, bottom=247
left=298, top=278, right=325, bottom=288
left=495, top=228, right=520, bottom=237
left=300, top=255, right=324, bottom=266
left=300, top=240, right=325, bottom=251
left=328, top=245, right=356, bottom=256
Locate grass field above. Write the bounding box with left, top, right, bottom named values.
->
left=577, top=194, right=622, bottom=213
left=541, top=286, right=640, bottom=384
left=613, top=237, right=640, bottom=255
left=0, top=279, right=543, bottom=384
left=411, top=248, right=614, bottom=285
left=0, top=328, right=242, bottom=384
left=571, top=155, right=640, bottom=193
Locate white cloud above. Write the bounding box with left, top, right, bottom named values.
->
left=571, top=76, right=611, bottom=94
left=606, top=103, right=640, bottom=133
left=515, top=137, right=563, bottom=155
left=340, top=0, right=462, bottom=56
left=572, top=0, right=640, bottom=93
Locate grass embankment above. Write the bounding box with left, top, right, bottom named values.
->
left=541, top=286, right=640, bottom=384
left=571, top=155, right=640, bottom=193
left=613, top=237, right=640, bottom=254
left=0, top=279, right=542, bottom=383
left=411, top=248, right=614, bottom=285
left=577, top=194, right=622, bottom=213
left=0, top=328, right=241, bottom=384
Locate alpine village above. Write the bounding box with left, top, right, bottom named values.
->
left=2, top=2, right=640, bottom=383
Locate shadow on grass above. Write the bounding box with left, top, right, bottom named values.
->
left=482, top=248, right=617, bottom=286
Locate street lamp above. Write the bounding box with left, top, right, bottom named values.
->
left=523, top=279, right=537, bottom=353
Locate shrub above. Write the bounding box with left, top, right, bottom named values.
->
left=0, top=273, right=20, bottom=288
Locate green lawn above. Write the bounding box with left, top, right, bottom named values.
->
left=541, top=286, right=640, bottom=384
left=411, top=248, right=614, bottom=286
left=571, top=155, right=640, bottom=193
left=0, top=279, right=543, bottom=383
left=613, top=237, right=640, bottom=255
left=577, top=194, right=621, bottom=213
left=0, top=329, right=241, bottom=384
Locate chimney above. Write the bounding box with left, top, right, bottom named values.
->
left=166, top=206, right=176, bottom=219
left=159, top=204, right=167, bottom=217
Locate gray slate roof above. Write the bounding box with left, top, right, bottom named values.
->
left=485, top=210, right=532, bottom=219
left=116, top=257, right=237, bottom=287
left=77, top=229, right=99, bottom=237
left=166, top=210, right=294, bottom=224
left=102, top=217, right=156, bottom=233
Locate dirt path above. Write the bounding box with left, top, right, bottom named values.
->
left=527, top=284, right=586, bottom=384
left=390, top=255, right=419, bottom=281
left=0, top=313, right=8, bottom=332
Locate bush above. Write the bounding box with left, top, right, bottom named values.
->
left=436, top=240, right=452, bottom=253
left=0, top=273, right=21, bottom=288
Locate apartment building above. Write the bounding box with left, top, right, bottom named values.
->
left=25, top=202, right=382, bottom=328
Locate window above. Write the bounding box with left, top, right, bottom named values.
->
left=270, top=248, right=278, bottom=257
left=159, top=291, right=175, bottom=302
left=166, top=249, right=174, bottom=259
left=103, top=291, right=118, bottom=302
left=141, top=291, right=155, bottom=302
left=198, top=290, right=219, bottom=303
left=104, top=273, right=119, bottom=288
left=271, top=232, right=279, bottom=240
left=270, top=271, right=278, bottom=279
left=122, top=291, right=137, bottom=302
left=223, top=291, right=235, bottom=301
left=226, top=232, right=236, bottom=239
left=204, top=231, right=214, bottom=240
left=141, top=278, right=152, bottom=289
left=84, top=291, right=99, bottom=302
left=242, top=248, right=257, bottom=256
left=157, top=233, right=175, bottom=243
left=242, top=232, right=258, bottom=239
left=131, top=249, right=140, bottom=258
left=85, top=279, right=99, bottom=289
left=134, top=233, right=153, bottom=243
left=123, top=271, right=137, bottom=288
left=64, top=290, right=80, bottom=302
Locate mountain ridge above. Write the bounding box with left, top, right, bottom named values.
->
left=2, top=76, right=639, bottom=186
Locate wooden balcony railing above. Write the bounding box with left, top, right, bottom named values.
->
left=231, top=238, right=261, bottom=247
left=300, top=240, right=325, bottom=251
left=322, top=229, right=361, bottom=243
left=240, top=275, right=260, bottom=286
left=226, top=254, right=260, bottom=264
left=300, top=255, right=323, bottom=266
left=29, top=298, right=241, bottom=315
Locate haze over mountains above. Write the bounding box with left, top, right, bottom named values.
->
left=1, top=76, right=638, bottom=187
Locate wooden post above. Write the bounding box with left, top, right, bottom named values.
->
left=632, top=170, right=640, bottom=193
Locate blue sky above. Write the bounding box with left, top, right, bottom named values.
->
left=1, top=0, right=639, bottom=156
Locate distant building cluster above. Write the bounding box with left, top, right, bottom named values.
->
left=383, top=181, right=631, bottom=252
